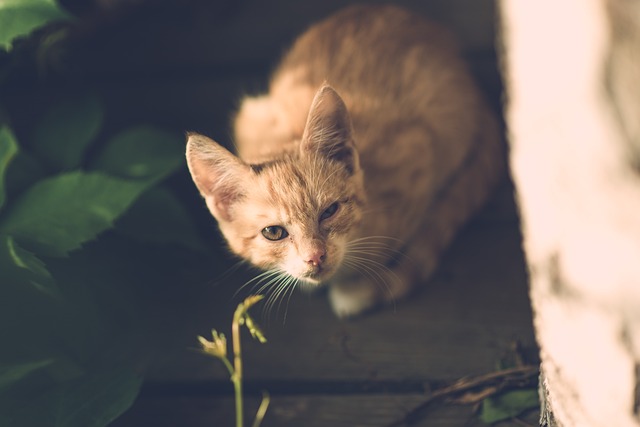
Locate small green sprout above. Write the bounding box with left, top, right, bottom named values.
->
left=197, top=295, right=269, bottom=427
left=197, top=330, right=227, bottom=359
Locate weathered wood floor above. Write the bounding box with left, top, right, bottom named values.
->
left=110, top=179, right=538, bottom=426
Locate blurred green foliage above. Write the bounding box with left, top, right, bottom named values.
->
left=0, top=0, right=70, bottom=51
left=0, top=2, right=211, bottom=426
left=480, top=389, right=539, bottom=424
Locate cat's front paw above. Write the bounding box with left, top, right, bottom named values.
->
left=328, top=281, right=379, bottom=318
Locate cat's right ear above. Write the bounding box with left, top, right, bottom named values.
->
left=300, top=84, right=358, bottom=174
left=186, top=133, right=249, bottom=222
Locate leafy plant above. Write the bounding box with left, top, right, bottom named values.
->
left=0, top=0, right=70, bottom=51
left=479, top=388, right=539, bottom=424
left=0, top=2, right=211, bottom=426
left=198, top=295, right=270, bottom=427
left=387, top=343, right=539, bottom=427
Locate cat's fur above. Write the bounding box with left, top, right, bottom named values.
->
left=186, top=5, right=504, bottom=317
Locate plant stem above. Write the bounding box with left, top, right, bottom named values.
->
left=220, top=356, right=234, bottom=378
left=232, top=303, right=244, bottom=427
left=251, top=392, right=271, bottom=427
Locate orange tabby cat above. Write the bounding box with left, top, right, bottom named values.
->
left=186, top=5, right=504, bottom=317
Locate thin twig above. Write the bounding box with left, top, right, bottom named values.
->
left=251, top=391, right=271, bottom=427
left=386, top=365, right=539, bottom=427
left=232, top=304, right=244, bottom=427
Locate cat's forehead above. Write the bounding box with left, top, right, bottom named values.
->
left=249, top=156, right=348, bottom=216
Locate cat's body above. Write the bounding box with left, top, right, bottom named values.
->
left=187, top=5, right=504, bottom=317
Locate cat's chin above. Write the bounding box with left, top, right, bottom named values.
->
left=299, top=276, right=326, bottom=286
left=297, top=277, right=328, bottom=293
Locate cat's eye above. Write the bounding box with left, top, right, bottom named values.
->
left=320, top=202, right=339, bottom=221
left=262, top=226, right=289, bottom=241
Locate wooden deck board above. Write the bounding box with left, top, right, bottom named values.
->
left=111, top=394, right=538, bottom=427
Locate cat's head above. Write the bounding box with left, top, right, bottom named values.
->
left=186, top=85, right=366, bottom=285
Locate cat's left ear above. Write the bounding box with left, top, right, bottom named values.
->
left=300, top=84, right=359, bottom=173
left=185, top=133, right=250, bottom=222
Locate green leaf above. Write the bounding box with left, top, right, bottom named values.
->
left=0, top=0, right=71, bottom=51
left=92, top=126, right=184, bottom=184
left=115, top=186, right=208, bottom=251
left=57, top=367, right=143, bottom=427
left=0, top=359, right=54, bottom=392
left=0, top=233, right=59, bottom=296
left=3, top=149, right=46, bottom=198
left=0, top=126, right=19, bottom=210
left=0, top=365, right=143, bottom=427
left=31, top=93, right=104, bottom=171
left=0, top=171, right=148, bottom=256
left=480, top=389, right=539, bottom=424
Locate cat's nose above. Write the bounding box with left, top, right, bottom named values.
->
left=305, top=249, right=326, bottom=267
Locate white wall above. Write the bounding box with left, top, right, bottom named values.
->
left=500, top=1, right=640, bottom=425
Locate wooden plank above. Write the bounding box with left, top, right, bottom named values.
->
left=111, top=394, right=538, bottom=427
left=71, top=0, right=497, bottom=79
left=90, top=54, right=502, bottom=148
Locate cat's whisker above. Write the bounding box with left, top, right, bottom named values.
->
left=346, top=235, right=403, bottom=245
left=208, top=260, right=248, bottom=290
left=343, top=253, right=402, bottom=304
left=240, top=270, right=279, bottom=292
left=262, top=287, right=278, bottom=320
left=342, top=258, right=396, bottom=305
left=234, top=268, right=284, bottom=298
left=346, top=236, right=412, bottom=263
left=274, top=277, right=296, bottom=321
left=347, top=247, right=409, bottom=265
left=261, top=272, right=298, bottom=322
left=268, top=275, right=291, bottom=311
left=346, top=239, right=396, bottom=245
left=345, top=241, right=393, bottom=249
left=346, top=243, right=393, bottom=253
left=345, top=243, right=388, bottom=254
left=282, top=277, right=300, bottom=323
left=345, top=242, right=397, bottom=250
left=259, top=273, right=288, bottom=319
left=345, top=250, right=388, bottom=260
left=275, top=276, right=294, bottom=313
left=274, top=275, right=299, bottom=323
left=344, top=255, right=390, bottom=281
left=255, top=271, right=287, bottom=297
